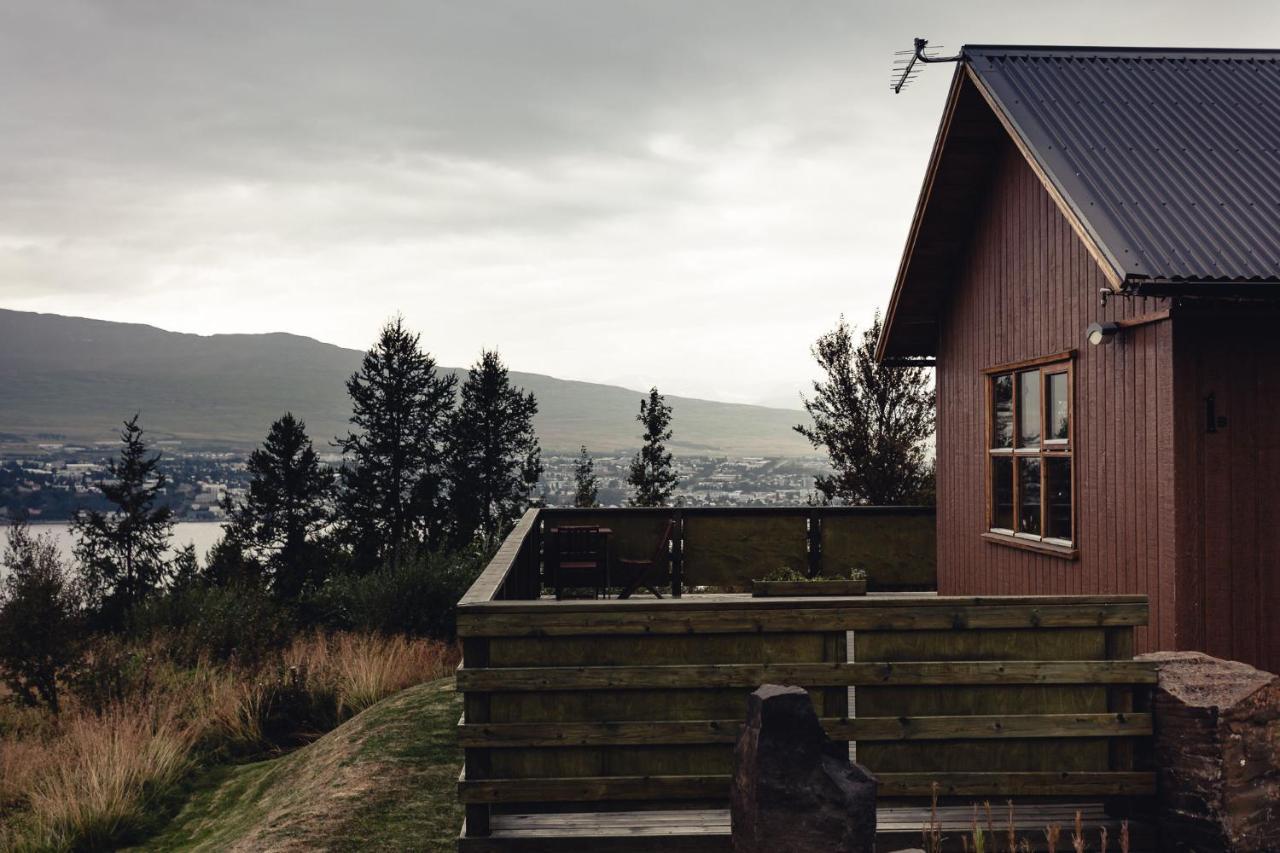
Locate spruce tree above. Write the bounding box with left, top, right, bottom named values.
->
left=337, top=318, right=456, bottom=567
left=627, top=387, right=678, bottom=507
left=168, top=543, right=201, bottom=591
left=448, top=350, right=543, bottom=541
left=795, top=313, right=936, bottom=505
left=229, top=413, right=336, bottom=598
left=203, top=527, right=262, bottom=588
left=572, top=445, right=599, bottom=508
left=72, top=415, right=174, bottom=621
left=0, top=521, right=82, bottom=715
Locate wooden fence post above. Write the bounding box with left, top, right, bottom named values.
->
left=533, top=515, right=544, bottom=599
left=522, top=526, right=538, bottom=599
left=1105, top=625, right=1136, bottom=817
left=671, top=509, right=684, bottom=597
left=808, top=509, right=823, bottom=578
left=462, top=637, right=492, bottom=837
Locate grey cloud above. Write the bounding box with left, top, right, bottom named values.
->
left=2, top=0, right=1280, bottom=402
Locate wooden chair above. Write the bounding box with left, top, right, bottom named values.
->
left=550, top=526, right=608, bottom=600
left=615, top=519, right=674, bottom=599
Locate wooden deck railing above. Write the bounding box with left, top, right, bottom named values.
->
left=458, top=509, right=543, bottom=605
left=458, top=505, right=937, bottom=607
left=478, top=505, right=937, bottom=597
left=455, top=590, right=1155, bottom=842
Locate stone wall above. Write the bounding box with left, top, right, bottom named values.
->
left=1138, top=652, right=1280, bottom=851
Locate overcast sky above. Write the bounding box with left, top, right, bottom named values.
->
left=2, top=1, right=1278, bottom=407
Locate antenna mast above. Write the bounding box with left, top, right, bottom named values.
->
left=891, top=37, right=963, bottom=94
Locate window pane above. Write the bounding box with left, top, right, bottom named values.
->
left=1045, top=457, right=1072, bottom=540
left=1046, top=372, right=1069, bottom=441
left=1018, top=457, right=1041, bottom=535
left=992, top=456, right=1013, bottom=530
left=992, top=374, right=1013, bottom=448
left=1018, top=371, right=1041, bottom=446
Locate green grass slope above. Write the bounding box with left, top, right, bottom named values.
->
left=137, top=679, right=463, bottom=852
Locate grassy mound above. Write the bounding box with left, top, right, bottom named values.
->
left=134, top=678, right=463, bottom=852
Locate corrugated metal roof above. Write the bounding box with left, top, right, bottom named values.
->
left=965, top=45, right=1280, bottom=286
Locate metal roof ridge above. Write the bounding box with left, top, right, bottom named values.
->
left=963, top=44, right=1280, bottom=59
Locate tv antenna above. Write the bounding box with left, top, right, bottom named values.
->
left=891, top=37, right=962, bottom=94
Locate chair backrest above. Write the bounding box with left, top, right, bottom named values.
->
left=650, top=519, right=675, bottom=565
left=554, top=525, right=603, bottom=564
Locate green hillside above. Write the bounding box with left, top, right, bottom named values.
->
left=135, top=679, right=464, bottom=852
left=0, top=309, right=810, bottom=456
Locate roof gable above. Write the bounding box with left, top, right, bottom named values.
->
left=878, top=45, right=1280, bottom=362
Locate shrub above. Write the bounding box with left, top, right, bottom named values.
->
left=126, top=582, right=293, bottom=667
left=0, top=522, right=83, bottom=715
left=758, top=566, right=808, bottom=582
left=310, top=545, right=486, bottom=639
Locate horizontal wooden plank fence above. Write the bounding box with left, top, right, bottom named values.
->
left=455, top=509, right=1153, bottom=848
left=540, top=505, right=936, bottom=592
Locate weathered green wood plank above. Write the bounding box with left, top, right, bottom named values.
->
left=853, top=627, right=1117, bottom=774
left=459, top=807, right=1158, bottom=853
left=481, top=629, right=833, bottom=778
left=459, top=826, right=730, bottom=853
left=462, top=593, right=1148, bottom=614
left=820, top=510, right=936, bottom=590
left=456, top=660, right=1157, bottom=691
left=459, top=773, right=727, bottom=804
left=457, top=601, right=1150, bottom=637
left=877, top=771, right=1157, bottom=797
left=457, top=712, right=1153, bottom=747
left=458, top=771, right=1157, bottom=803
left=487, top=632, right=827, bottom=668
left=681, top=514, right=808, bottom=590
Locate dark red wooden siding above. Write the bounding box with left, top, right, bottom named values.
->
left=935, top=137, right=1177, bottom=654
left=1172, top=318, right=1280, bottom=673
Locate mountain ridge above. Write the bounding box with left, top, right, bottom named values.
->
left=0, top=308, right=812, bottom=456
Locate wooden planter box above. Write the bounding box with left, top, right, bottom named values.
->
left=751, top=578, right=867, bottom=597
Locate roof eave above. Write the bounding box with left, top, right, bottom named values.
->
left=1126, top=276, right=1280, bottom=299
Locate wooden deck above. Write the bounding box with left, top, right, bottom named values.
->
left=456, top=509, right=1157, bottom=851
left=458, top=805, right=1154, bottom=852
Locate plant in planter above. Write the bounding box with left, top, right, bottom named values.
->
left=751, top=566, right=868, bottom=596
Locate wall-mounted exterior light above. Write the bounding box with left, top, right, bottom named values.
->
left=1086, top=322, right=1119, bottom=346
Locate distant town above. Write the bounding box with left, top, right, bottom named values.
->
left=0, top=441, right=830, bottom=522
left=539, top=453, right=828, bottom=508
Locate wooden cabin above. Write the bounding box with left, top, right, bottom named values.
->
left=878, top=46, right=1280, bottom=671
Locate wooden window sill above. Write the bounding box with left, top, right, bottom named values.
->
left=982, top=532, right=1079, bottom=561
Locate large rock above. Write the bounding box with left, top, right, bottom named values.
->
left=731, top=684, right=877, bottom=853
left=1137, top=652, right=1280, bottom=851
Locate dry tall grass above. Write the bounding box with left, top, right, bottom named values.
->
left=929, top=794, right=1139, bottom=853
left=0, top=632, right=458, bottom=851
left=22, top=704, right=194, bottom=850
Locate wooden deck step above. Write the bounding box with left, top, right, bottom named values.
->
left=458, top=805, right=1155, bottom=852
left=459, top=809, right=729, bottom=852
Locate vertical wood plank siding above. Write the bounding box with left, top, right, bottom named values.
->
left=935, top=139, right=1176, bottom=654
left=1172, top=318, right=1280, bottom=672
